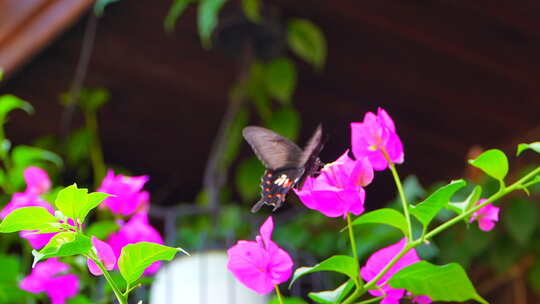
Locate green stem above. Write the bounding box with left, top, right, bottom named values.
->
left=382, top=149, right=413, bottom=240
left=84, top=110, right=106, bottom=188
left=425, top=166, right=540, bottom=240
left=274, top=285, right=284, bottom=304
left=87, top=253, right=127, bottom=304
left=342, top=166, right=540, bottom=304
left=355, top=296, right=385, bottom=304
left=347, top=212, right=358, bottom=261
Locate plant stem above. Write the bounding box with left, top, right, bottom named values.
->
left=342, top=166, right=540, bottom=304
left=425, top=165, right=540, bottom=240
left=87, top=253, right=127, bottom=304
left=275, top=285, right=284, bottom=304
left=382, top=149, right=413, bottom=240
left=355, top=296, right=384, bottom=304
left=347, top=212, right=358, bottom=261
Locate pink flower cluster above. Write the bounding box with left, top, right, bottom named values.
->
left=0, top=167, right=164, bottom=302
left=228, top=108, right=502, bottom=302
left=296, top=107, right=403, bottom=218
left=90, top=170, right=164, bottom=276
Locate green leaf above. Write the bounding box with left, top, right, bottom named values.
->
left=350, top=208, right=408, bottom=236
left=86, top=220, right=119, bottom=240
left=0, top=95, right=33, bottom=126
left=290, top=255, right=359, bottom=288
left=198, top=0, right=227, bottom=49
left=516, top=142, right=540, bottom=156
left=235, top=157, right=265, bottom=201
left=94, top=0, right=121, bottom=16
left=287, top=19, right=327, bottom=70
left=118, top=242, right=188, bottom=285
left=308, top=280, right=355, bottom=304
left=268, top=297, right=307, bottom=304
left=32, top=232, right=92, bottom=266
left=266, top=107, right=300, bottom=141
left=504, top=200, right=538, bottom=244
left=410, top=180, right=466, bottom=228
left=11, top=145, right=63, bottom=168
left=68, top=295, right=93, bottom=304
left=468, top=149, right=509, bottom=181
left=388, top=261, right=487, bottom=303
left=241, top=0, right=261, bottom=23
left=0, top=207, right=59, bottom=233
left=164, top=0, right=194, bottom=32
left=54, top=184, right=88, bottom=220
left=447, top=185, right=482, bottom=215
left=264, top=58, right=297, bottom=104
left=78, top=192, right=111, bottom=223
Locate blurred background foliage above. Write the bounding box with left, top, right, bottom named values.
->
left=0, top=0, right=538, bottom=303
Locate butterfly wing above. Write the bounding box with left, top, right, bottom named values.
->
left=296, top=125, right=324, bottom=189
left=242, top=126, right=304, bottom=170
left=251, top=168, right=305, bottom=213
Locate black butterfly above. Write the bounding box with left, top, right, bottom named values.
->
left=242, top=125, right=324, bottom=213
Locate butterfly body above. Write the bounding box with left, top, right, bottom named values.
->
left=242, top=125, right=324, bottom=212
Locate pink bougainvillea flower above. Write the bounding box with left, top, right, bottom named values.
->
left=294, top=150, right=373, bottom=218
left=97, top=169, right=150, bottom=216
left=469, top=199, right=500, bottom=231
left=412, top=295, right=432, bottom=304
left=227, top=216, right=293, bottom=295
left=351, top=108, right=404, bottom=171
left=23, top=166, right=51, bottom=195
left=0, top=191, right=56, bottom=249
left=107, top=211, right=164, bottom=275
left=360, top=238, right=431, bottom=304
left=87, top=236, right=117, bottom=276
left=20, top=258, right=79, bottom=304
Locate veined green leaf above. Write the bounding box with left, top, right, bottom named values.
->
left=0, top=95, right=34, bottom=127
left=118, top=242, right=188, bottom=285
left=287, top=19, right=327, bottom=70
left=516, top=142, right=540, bottom=156
left=388, top=261, right=487, bottom=303
left=164, top=0, right=194, bottom=32
left=447, top=185, right=482, bottom=215
left=308, top=280, right=355, bottom=304
left=241, top=0, right=261, bottom=23
left=86, top=220, right=119, bottom=240
left=0, top=207, right=58, bottom=233
left=55, top=184, right=88, bottom=220
left=32, top=232, right=92, bottom=266
left=410, top=180, right=466, bottom=228
left=290, top=255, right=359, bottom=288
left=264, top=58, right=297, bottom=104
left=350, top=208, right=408, bottom=236
left=12, top=145, right=63, bottom=168
left=469, top=149, right=509, bottom=182
left=198, top=0, right=227, bottom=48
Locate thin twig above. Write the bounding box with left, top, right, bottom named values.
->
left=61, top=12, right=98, bottom=137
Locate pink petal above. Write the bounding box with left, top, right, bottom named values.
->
left=107, top=211, right=164, bottom=275
left=45, top=274, right=79, bottom=304
left=412, top=295, right=432, bottom=304
left=87, top=236, right=117, bottom=275
left=259, top=217, right=274, bottom=249
left=20, top=231, right=56, bottom=249
left=0, top=192, right=54, bottom=219
left=377, top=108, right=396, bottom=132
left=97, top=169, right=150, bottom=216
left=23, top=167, right=51, bottom=195
left=227, top=241, right=274, bottom=294
left=350, top=157, right=374, bottom=187
left=360, top=238, right=420, bottom=300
